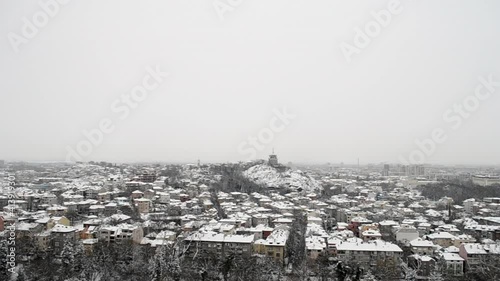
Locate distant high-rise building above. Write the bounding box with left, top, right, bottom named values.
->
left=398, top=164, right=425, bottom=177
left=0, top=160, right=4, bottom=167
left=415, top=165, right=425, bottom=176
left=382, top=164, right=390, bottom=176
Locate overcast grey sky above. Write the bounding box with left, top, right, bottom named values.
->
left=1, top=0, right=500, bottom=165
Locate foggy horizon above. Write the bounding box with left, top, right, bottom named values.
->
left=2, top=0, right=500, bottom=165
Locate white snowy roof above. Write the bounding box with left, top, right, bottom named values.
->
left=336, top=240, right=402, bottom=252
left=185, top=232, right=254, bottom=244
left=51, top=224, right=76, bottom=233
left=306, top=236, right=326, bottom=250
left=427, top=232, right=456, bottom=240
left=462, top=243, right=487, bottom=255
left=442, top=253, right=464, bottom=261
left=410, top=238, right=435, bottom=248
left=265, top=228, right=290, bottom=246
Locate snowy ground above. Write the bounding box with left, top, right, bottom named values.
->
left=243, top=164, right=322, bottom=193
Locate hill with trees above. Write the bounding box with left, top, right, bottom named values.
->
left=420, top=181, right=500, bottom=204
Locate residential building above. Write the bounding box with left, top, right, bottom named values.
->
left=184, top=232, right=255, bottom=258
left=50, top=224, right=77, bottom=254
left=459, top=243, right=500, bottom=270
left=98, top=224, right=144, bottom=244
left=396, top=225, right=419, bottom=243
left=410, top=238, right=435, bottom=255
left=426, top=232, right=456, bottom=247
left=334, top=240, right=403, bottom=269
left=441, top=253, right=464, bottom=276
left=135, top=198, right=151, bottom=213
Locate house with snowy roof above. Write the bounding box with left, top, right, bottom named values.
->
left=50, top=224, right=77, bottom=254
left=440, top=252, right=464, bottom=276
left=334, top=240, right=403, bottom=269
left=306, top=235, right=326, bottom=260
left=184, top=231, right=255, bottom=258
left=408, top=254, right=436, bottom=279
left=459, top=243, right=500, bottom=270
left=396, top=224, right=419, bottom=243
left=425, top=231, right=456, bottom=247
left=258, top=227, right=290, bottom=263
left=98, top=224, right=144, bottom=244
left=410, top=238, right=436, bottom=255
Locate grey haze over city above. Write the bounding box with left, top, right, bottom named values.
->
left=1, top=0, right=500, bottom=165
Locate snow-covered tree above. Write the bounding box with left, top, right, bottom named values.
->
left=0, top=239, right=10, bottom=280
left=58, top=240, right=84, bottom=280
left=286, top=210, right=307, bottom=272
left=148, top=244, right=181, bottom=281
